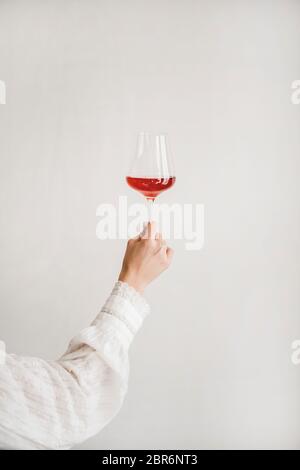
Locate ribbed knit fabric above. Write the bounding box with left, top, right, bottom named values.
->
left=0, top=282, right=150, bottom=450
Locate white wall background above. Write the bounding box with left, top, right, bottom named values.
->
left=0, top=0, right=300, bottom=449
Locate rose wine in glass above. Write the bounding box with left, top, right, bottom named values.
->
left=126, top=176, right=176, bottom=200
left=126, top=133, right=176, bottom=220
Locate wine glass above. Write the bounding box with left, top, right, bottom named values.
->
left=126, top=132, right=176, bottom=222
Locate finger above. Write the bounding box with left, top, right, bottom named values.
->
left=155, top=234, right=167, bottom=252
left=141, top=221, right=149, bottom=239
left=132, top=223, right=146, bottom=240
left=149, top=221, right=157, bottom=240
left=166, top=246, right=174, bottom=262
left=142, top=221, right=156, bottom=240
left=139, top=223, right=147, bottom=239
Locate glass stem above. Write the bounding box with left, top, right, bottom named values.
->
left=147, top=198, right=155, bottom=222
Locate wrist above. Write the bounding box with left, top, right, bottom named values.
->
left=118, top=270, right=145, bottom=294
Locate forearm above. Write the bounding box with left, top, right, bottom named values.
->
left=0, top=282, right=150, bottom=450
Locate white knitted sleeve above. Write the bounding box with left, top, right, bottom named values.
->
left=0, top=282, right=150, bottom=450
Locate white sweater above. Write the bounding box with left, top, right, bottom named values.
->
left=0, top=281, right=150, bottom=450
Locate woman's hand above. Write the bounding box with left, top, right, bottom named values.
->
left=118, top=222, right=174, bottom=294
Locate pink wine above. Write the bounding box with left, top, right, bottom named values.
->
left=126, top=176, right=176, bottom=200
